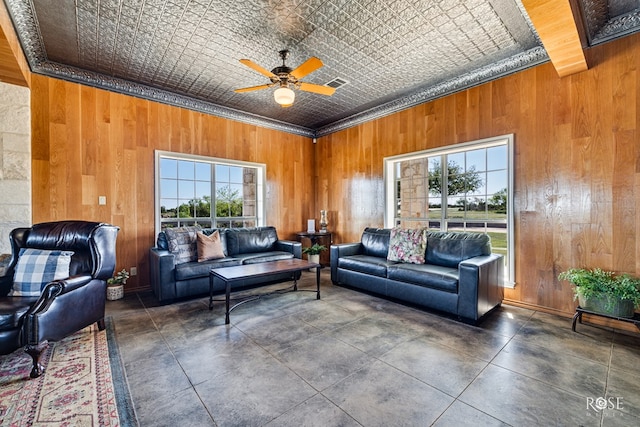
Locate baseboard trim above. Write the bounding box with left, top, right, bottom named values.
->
left=502, top=299, right=572, bottom=317
left=503, top=299, right=640, bottom=334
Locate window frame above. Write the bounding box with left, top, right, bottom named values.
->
left=154, top=150, right=266, bottom=235
left=383, top=134, right=515, bottom=288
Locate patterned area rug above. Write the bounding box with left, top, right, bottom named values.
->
left=0, top=318, right=136, bottom=426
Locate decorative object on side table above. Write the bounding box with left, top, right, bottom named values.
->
left=106, top=268, right=129, bottom=300
left=307, top=219, right=316, bottom=233
left=319, top=210, right=328, bottom=233
left=302, top=243, right=327, bottom=272
left=558, top=267, right=640, bottom=318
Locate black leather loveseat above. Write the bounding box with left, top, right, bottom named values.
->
left=149, top=226, right=302, bottom=302
left=331, top=227, right=504, bottom=323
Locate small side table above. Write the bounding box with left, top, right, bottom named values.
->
left=572, top=306, right=640, bottom=332
left=296, top=232, right=332, bottom=266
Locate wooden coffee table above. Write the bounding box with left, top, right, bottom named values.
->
left=209, top=258, right=321, bottom=324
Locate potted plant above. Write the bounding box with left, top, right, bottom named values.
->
left=302, top=243, right=327, bottom=272
left=106, top=269, right=129, bottom=301
left=558, top=268, right=640, bottom=317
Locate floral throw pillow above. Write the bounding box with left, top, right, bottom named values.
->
left=387, top=227, right=427, bottom=264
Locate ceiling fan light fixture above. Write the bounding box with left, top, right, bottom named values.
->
left=274, top=86, right=295, bottom=106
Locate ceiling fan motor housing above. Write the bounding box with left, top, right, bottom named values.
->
left=272, top=49, right=295, bottom=86
left=271, top=66, right=298, bottom=88
left=271, top=66, right=293, bottom=77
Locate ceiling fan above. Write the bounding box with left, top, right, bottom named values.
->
left=235, top=50, right=336, bottom=107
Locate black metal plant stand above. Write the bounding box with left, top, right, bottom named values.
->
left=572, top=306, right=640, bottom=332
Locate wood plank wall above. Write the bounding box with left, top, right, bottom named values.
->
left=30, top=75, right=315, bottom=291
left=28, top=32, right=640, bottom=315
left=316, top=33, right=640, bottom=316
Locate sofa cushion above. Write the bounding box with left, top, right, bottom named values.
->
left=387, top=263, right=459, bottom=293
left=237, top=251, right=295, bottom=264
left=174, top=257, right=242, bottom=281
left=338, top=255, right=396, bottom=278
left=361, top=228, right=391, bottom=258
left=197, top=231, right=225, bottom=262
left=0, top=296, right=38, bottom=330
left=226, top=227, right=278, bottom=256
left=10, top=248, right=74, bottom=296
left=426, top=232, right=491, bottom=268
left=165, top=226, right=201, bottom=264
left=387, top=227, right=427, bottom=264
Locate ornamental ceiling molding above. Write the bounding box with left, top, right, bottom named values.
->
left=8, top=1, right=314, bottom=138
left=591, top=10, right=640, bottom=44
left=5, top=0, right=551, bottom=138
left=34, top=46, right=548, bottom=139
left=579, top=0, right=640, bottom=45
left=37, top=61, right=316, bottom=137
left=5, top=0, right=314, bottom=136
left=7, top=0, right=636, bottom=138
left=315, top=46, right=549, bottom=137
left=579, top=0, right=609, bottom=42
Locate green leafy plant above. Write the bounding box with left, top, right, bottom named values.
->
left=107, top=269, right=130, bottom=286
left=558, top=268, right=640, bottom=309
left=302, top=244, right=327, bottom=255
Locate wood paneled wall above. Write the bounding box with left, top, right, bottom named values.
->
left=28, top=32, right=640, bottom=314
left=317, top=33, right=640, bottom=316
left=30, top=75, right=315, bottom=291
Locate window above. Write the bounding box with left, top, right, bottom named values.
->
left=155, top=151, right=265, bottom=232
left=384, top=135, right=514, bottom=287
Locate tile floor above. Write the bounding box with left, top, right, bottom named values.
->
left=107, top=270, right=640, bottom=426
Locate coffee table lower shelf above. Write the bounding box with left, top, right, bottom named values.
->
left=572, top=306, right=640, bottom=332
left=209, top=259, right=320, bottom=325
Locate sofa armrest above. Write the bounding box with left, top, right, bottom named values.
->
left=149, top=248, right=177, bottom=301
left=275, top=240, right=302, bottom=259
left=56, top=275, right=93, bottom=293
left=24, top=275, right=92, bottom=318
left=457, top=254, right=504, bottom=322
left=24, top=276, right=106, bottom=345
left=330, top=243, right=363, bottom=282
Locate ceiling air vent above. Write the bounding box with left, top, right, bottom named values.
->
left=325, top=77, right=349, bottom=89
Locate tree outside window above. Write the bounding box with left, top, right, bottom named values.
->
left=387, top=136, right=513, bottom=286
left=157, top=154, right=261, bottom=230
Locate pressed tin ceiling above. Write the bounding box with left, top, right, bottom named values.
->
left=4, top=0, right=640, bottom=137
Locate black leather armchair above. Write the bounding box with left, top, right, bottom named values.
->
left=0, top=221, right=119, bottom=378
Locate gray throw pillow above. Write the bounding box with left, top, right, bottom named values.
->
left=164, top=226, right=201, bottom=264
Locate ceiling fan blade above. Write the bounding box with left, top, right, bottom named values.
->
left=239, top=59, right=277, bottom=78
left=290, top=57, right=323, bottom=79
left=234, top=84, right=272, bottom=93
left=298, top=82, right=336, bottom=96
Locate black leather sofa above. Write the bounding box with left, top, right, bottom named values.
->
left=149, top=226, right=302, bottom=302
left=331, top=227, right=504, bottom=323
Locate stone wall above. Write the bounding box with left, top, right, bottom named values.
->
left=0, top=81, right=31, bottom=254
